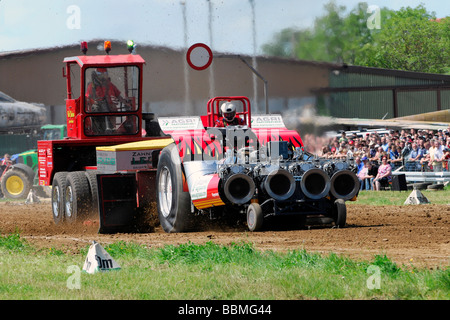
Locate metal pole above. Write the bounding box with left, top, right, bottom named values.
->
left=215, top=54, right=269, bottom=114
left=249, top=0, right=258, bottom=112
left=181, top=1, right=191, bottom=115
left=239, top=57, right=268, bottom=114
left=207, top=0, right=215, bottom=99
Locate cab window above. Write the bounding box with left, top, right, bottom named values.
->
left=84, top=66, right=139, bottom=114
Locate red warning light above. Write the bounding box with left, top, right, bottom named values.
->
left=81, top=41, right=88, bottom=55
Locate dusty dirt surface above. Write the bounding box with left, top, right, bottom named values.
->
left=0, top=200, right=448, bottom=268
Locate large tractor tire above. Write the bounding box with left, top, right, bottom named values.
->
left=156, top=143, right=193, bottom=233
left=64, top=171, right=91, bottom=223
left=1, top=168, right=33, bottom=200
left=52, top=172, right=69, bottom=224
left=84, top=170, right=100, bottom=218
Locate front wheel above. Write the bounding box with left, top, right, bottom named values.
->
left=332, top=199, right=347, bottom=228
left=247, top=203, right=264, bottom=231
left=156, top=144, right=192, bottom=233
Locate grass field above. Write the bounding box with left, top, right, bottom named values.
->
left=350, top=186, right=450, bottom=206
left=0, top=232, right=448, bottom=300
left=0, top=188, right=449, bottom=301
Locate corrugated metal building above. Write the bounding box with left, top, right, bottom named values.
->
left=314, top=65, right=450, bottom=120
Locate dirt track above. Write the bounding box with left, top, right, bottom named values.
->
left=0, top=200, right=448, bottom=268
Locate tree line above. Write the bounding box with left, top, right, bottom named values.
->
left=262, top=1, right=449, bottom=74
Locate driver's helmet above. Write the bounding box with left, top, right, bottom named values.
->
left=95, top=68, right=109, bottom=81
left=220, top=102, right=237, bottom=122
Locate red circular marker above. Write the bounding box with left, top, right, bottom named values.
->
left=186, top=43, right=213, bottom=71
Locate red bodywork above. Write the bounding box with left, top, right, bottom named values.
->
left=159, top=96, right=305, bottom=210
left=164, top=96, right=304, bottom=163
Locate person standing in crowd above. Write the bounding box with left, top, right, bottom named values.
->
left=381, top=136, right=390, bottom=152
left=388, top=144, right=400, bottom=168
left=0, top=154, right=13, bottom=179
left=368, top=142, right=377, bottom=159
left=339, top=131, right=348, bottom=144
left=406, top=142, right=423, bottom=171
left=357, top=161, right=368, bottom=190
left=429, top=139, right=444, bottom=172
left=370, top=146, right=384, bottom=163
left=355, top=156, right=364, bottom=175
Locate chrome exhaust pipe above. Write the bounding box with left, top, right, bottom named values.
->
left=261, top=168, right=296, bottom=201
left=330, top=170, right=360, bottom=201
left=223, top=173, right=256, bottom=205
left=300, top=168, right=331, bottom=200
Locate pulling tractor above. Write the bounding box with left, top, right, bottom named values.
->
left=38, top=42, right=360, bottom=233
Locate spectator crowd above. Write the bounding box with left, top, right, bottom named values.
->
left=302, top=128, right=450, bottom=191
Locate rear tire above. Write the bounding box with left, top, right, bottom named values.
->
left=156, top=144, right=192, bottom=233
left=64, top=171, right=91, bottom=223
left=1, top=169, right=32, bottom=199
left=84, top=171, right=99, bottom=217
left=52, top=172, right=68, bottom=224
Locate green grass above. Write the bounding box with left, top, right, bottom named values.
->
left=350, top=186, right=450, bottom=206
left=0, top=232, right=448, bottom=300
left=0, top=197, right=23, bottom=203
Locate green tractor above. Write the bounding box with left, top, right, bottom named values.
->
left=0, top=124, right=67, bottom=199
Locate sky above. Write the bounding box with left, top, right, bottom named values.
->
left=0, top=0, right=449, bottom=56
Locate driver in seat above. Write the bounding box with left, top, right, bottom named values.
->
left=85, top=68, right=132, bottom=134
left=215, top=102, right=245, bottom=127
left=86, top=68, right=130, bottom=113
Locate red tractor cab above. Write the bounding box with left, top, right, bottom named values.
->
left=63, top=54, right=145, bottom=139
left=39, top=50, right=154, bottom=188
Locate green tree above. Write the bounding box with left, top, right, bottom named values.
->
left=357, top=5, right=450, bottom=74
left=261, top=27, right=299, bottom=58
left=262, top=1, right=374, bottom=63
left=262, top=1, right=450, bottom=74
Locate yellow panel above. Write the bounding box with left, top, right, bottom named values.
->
left=97, top=138, right=174, bottom=152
